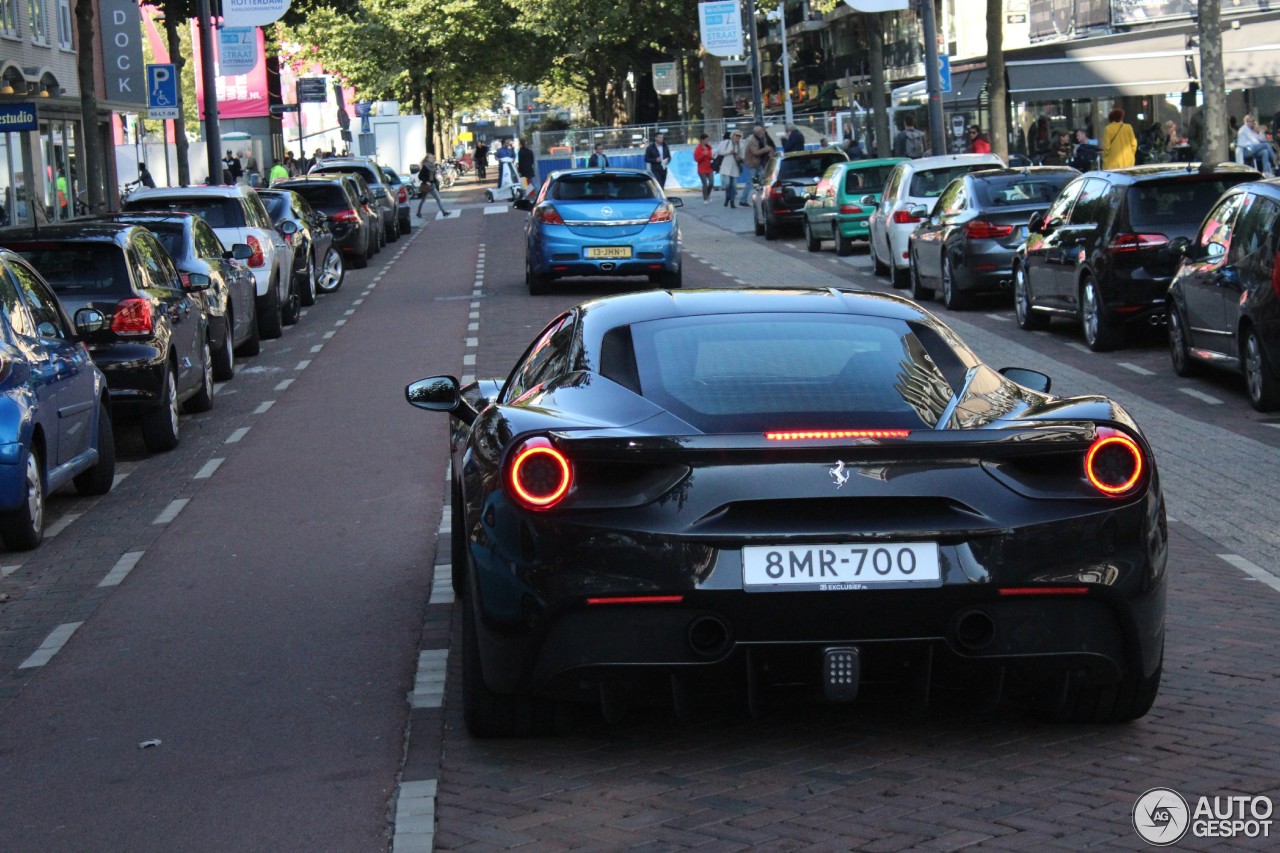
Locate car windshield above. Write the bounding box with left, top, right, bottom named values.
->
left=1127, top=175, right=1256, bottom=229
left=778, top=154, right=848, bottom=181
left=844, top=165, right=896, bottom=195
left=909, top=165, right=997, bottom=198
left=974, top=174, right=1076, bottom=207
left=8, top=243, right=131, bottom=294
left=124, top=196, right=246, bottom=228
left=551, top=176, right=657, bottom=201
left=619, top=313, right=959, bottom=432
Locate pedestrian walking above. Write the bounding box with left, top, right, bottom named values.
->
left=587, top=143, right=609, bottom=168
left=1101, top=108, right=1137, bottom=169
left=416, top=153, right=449, bottom=217
left=138, top=162, right=156, bottom=188
left=718, top=131, right=744, bottom=208
left=223, top=150, right=243, bottom=184
left=645, top=132, right=671, bottom=189
left=739, top=124, right=775, bottom=206
left=893, top=114, right=926, bottom=159
left=516, top=137, right=538, bottom=194
left=473, top=140, right=489, bottom=181
left=693, top=134, right=715, bottom=202
left=782, top=124, right=805, bottom=153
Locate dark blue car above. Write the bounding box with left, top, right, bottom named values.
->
left=0, top=249, right=115, bottom=550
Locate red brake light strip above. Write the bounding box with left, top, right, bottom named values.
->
left=765, top=430, right=911, bottom=441
left=586, top=595, right=684, bottom=606
left=998, top=587, right=1090, bottom=596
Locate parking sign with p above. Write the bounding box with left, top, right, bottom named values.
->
left=147, top=64, right=179, bottom=120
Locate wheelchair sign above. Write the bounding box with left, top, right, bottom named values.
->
left=147, top=64, right=179, bottom=119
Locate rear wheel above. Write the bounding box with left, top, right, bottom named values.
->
left=212, top=309, right=235, bottom=381
left=835, top=225, right=854, bottom=257
left=763, top=211, right=779, bottom=241
left=185, top=339, right=214, bottom=413
left=73, top=407, right=115, bottom=496
left=141, top=363, right=180, bottom=452
left=297, top=250, right=317, bottom=306
left=0, top=447, right=44, bottom=551
left=909, top=254, right=933, bottom=300
left=1167, top=306, right=1198, bottom=377
left=462, top=597, right=557, bottom=738
left=659, top=266, right=683, bottom=289
left=281, top=279, right=301, bottom=327
left=804, top=219, right=821, bottom=251
left=1014, top=263, right=1049, bottom=330
left=1081, top=278, right=1123, bottom=352
left=872, top=235, right=889, bottom=275
left=351, top=247, right=369, bottom=270
left=526, top=257, right=552, bottom=295
left=753, top=208, right=765, bottom=236
left=940, top=255, right=971, bottom=310
left=316, top=247, right=345, bottom=293
left=1244, top=326, right=1280, bottom=412
left=236, top=306, right=261, bottom=357
left=257, top=281, right=283, bottom=340
left=386, top=217, right=400, bottom=243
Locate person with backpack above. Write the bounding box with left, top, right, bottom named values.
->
left=416, top=153, right=449, bottom=217
left=893, top=115, right=927, bottom=159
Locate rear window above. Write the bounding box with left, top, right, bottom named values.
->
left=910, top=164, right=998, bottom=198
left=124, top=196, right=246, bottom=228
left=973, top=174, right=1076, bottom=207
left=285, top=184, right=349, bottom=211
left=778, top=154, right=847, bottom=181
left=1127, top=176, right=1255, bottom=229
left=844, top=165, right=896, bottom=195
left=144, top=226, right=188, bottom=261
left=313, top=165, right=380, bottom=185
left=620, top=313, right=958, bottom=432
left=8, top=243, right=131, bottom=294
left=551, top=175, right=657, bottom=201
left=260, top=194, right=290, bottom=220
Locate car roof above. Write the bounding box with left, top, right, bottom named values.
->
left=93, top=211, right=198, bottom=232
left=841, top=157, right=908, bottom=169
left=1082, top=162, right=1261, bottom=184
left=1228, top=175, right=1280, bottom=198
left=129, top=184, right=252, bottom=200
left=553, top=167, right=652, bottom=179
left=968, top=166, right=1080, bottom=181
left=901, top=153, right=1005, bottom=171
left=0, top=222, right=138, bottom=245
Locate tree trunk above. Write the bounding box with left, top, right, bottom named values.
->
left=166, top=14, right=191, bottom=186
left=701, top=49, right=724, bottom=125
left=424, top=77, right=435, bottom=155
left=75, top=0, right=105, bottom=211
left=867, top=15, right=889, bottom=159
left=1198, top=0, right=1227, bottom=163
left=986, top=0, right=1008, bottom=160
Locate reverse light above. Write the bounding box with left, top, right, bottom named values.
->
left=534, top=205, right=565, bottom=225
left=964, top=220, right=1014, bottom=239
left=246, top=234, right=265, bottom=268
left=111, top=298, right=155, bottom=336
left=765, top=429, right=911, bottom=441
left=1085, top=427, right=1145, bottom=496
left=1108, top=232, right=1168, bottom=253
left=648, top=204, right=675, bottom=223
left=506, top=436, right=572, bottom=509
left=892, top=209, right=922, bottom=224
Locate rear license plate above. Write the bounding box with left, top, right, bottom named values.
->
left=585, top=246, right=632, bottom=259
left=742, top=543, right=941, bottom=590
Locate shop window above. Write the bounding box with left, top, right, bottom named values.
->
left=28, top=0, right=49, bottom=44
left=0, top=0, right=17, bottom=35
left=56, top=0, right=70, bottom=49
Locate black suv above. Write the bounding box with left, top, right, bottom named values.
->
left=752, top=149, right=849, bottom=240
left=1015, top=163, right=1260, bottom=350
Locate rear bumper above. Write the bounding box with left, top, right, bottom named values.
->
left=90, top=344, right=168, bottom=413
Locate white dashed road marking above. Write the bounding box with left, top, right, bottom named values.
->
left=194, top=458, right=224, bottom=479
left=274, top=379, right=294, bottom=391
left=253, top=401, right=275, bottom=414
left=1119, top=363, right=1156, bottom=376
left=1218, top=554, right=1280, bottom=594
left=226, top=427, right=250, bottom=444
left=392, top=779, right=437, bottom=853
left=19, top=622, right=83, bottom=669
left=1180, top=387, right=1224, bottom=405
left=99, top=551, right=145, bottom=587
left=410, top=650, right=448, bottom=709
left=152, top=499, right=189, bottom=525
left=45, top=512, right=83, bottom=539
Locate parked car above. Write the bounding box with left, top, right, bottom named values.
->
left=99, top=211, right=259, bottom=378
left=380, top=166, right=414, bottom=234
left=1015, top=163, right=1260, bottom=351
left=0, top=223, right=214, bottom=452
left=868, top=153, right=1005, bottom=288
left=907, top=167, right=1080, bottom=310
left=405, top=287, right=1167, bottom=736
left=339, top=171, right=386, bottom=257
left=802, top=157, right=906, bottom=255
left=0, top=248, right=115, bottom=550
left=270, top=175, right=367, bottom=277
left=308, top=156, right=401, bottom=243
left=1166, top=177, right=1280, bottom=411
left=750, top=148, right=849, bottom=240
left=512, top=168, right=683, bottom=295
left=123, top=184, right=295, bottom=340
left=256, top=188, right=344, bottom=303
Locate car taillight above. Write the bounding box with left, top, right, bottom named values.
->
left=649, top=204, right=675, bottom=223
left=769, top=186, right=785, bottom=203
left=1108, top=232, right=1168, bottom=253
left=111, top=298, right=154, bottom=336
left=331, top=209, right=359, bottom=224
left=246, top=234, right=265, bottom=267
left=398, top=187, right=407, bottom=203
left=765, top=429, right=911, bottom=441
left=534, top=205, right=565, bottom=225
left=964, top=220, right=1014, bottom=239
left=838, top=204, right=864, bottom=214
left=892, top=209, right=921, bottom=224
left=506, top=436, right=572, bottom=509
left=1085, top=427, right=1145, bottom=497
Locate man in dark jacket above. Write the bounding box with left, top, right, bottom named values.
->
left=516, top=137, right=537, bottom=192
left=587, top=143, right=609, bottom=168
left=645, top=133, right=671, bottom=188
left=782, top=124, right=805, bottom=153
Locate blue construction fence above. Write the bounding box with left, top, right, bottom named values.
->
left=536, top=143, right=833, bottom=192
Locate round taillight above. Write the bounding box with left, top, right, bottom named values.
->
left=507, top=438, right=572, bottom=509
left=1085, top=428, right=1144, bottom=496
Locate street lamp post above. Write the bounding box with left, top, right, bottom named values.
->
left=196, top=0, right=222, bottom=184
left=745, top=0, right=765, bottom=125
left=772, top=3, right=794, bottom=126
left=919, top=0, right=946, bottom=156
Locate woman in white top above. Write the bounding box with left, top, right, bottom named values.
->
left=717, top=132, right=744, bottom=208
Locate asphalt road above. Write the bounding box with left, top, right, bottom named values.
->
left=1, top=178, right=1278, bottom=852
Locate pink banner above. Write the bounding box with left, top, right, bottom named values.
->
left=191, top=20, right=269, bottom=119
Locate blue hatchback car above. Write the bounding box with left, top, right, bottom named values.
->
left=514, top=168, right=683, bottom=295
left=0, top=249, right=115, bottom=550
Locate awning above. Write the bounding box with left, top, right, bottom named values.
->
left=1006, top=30, right=1193, bottom=101
left=890, top=67, right=988, bottom=110
left=1222, top=14, right=1280, bottom=88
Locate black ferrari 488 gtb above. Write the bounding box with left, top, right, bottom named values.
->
left=406, top=287, right=1167, bottom=737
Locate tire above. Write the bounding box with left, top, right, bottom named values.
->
left=1080, top=278, right=1123, bottom=352
left=1167, top=306, right=1198, bottom=377
left=0, top=447, right=44, bottom=551
left=753, top=208, right=765, bottom=236
left=1014, top=263, right=1049, bottom=330
left=385, top=217, right=400, bottom=244
left=376, top=222, right=386, bottom=251
left=185, top=339, right=215, bottom=413
left=660, top=266, right=683, bottom=289
left=763, top=212, right=779, bottom=241
left=236, top=306, right=261, bottom=357
left=351, top=247, right=369, bottom=270
left=835, top=226, right=854, bottom=257
left=804, top=220, right=821, bottom=251
left=141, top=363, right=180, bottom=452
left=297, top=250, right=317, bottom=307
left=257, top=281, right=283, bottom=340
left=281, top=279, right=301, bottom=327
left=1244, top=326, right=1280, bottom=412
left=462, top=596, right=557, bottom=738
left=450, top=479, right=468, bottom=598
left=316, top=247, right=345, bottom=293
left=941, top=255, right=971, bottom=310
left=73, top=406, right=115, bottom=496
left=872, top=237, right=889, bottom=275
left=1039, top=647, right=1162, bottom=724
left=909, top=254, right=933, bottom=299
left=400, top=215, right=412, bottom=235
left=212, top=311, right=235, bottom=381
left=527, top=257, right=552, bottom=296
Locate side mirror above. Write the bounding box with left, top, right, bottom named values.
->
left=280, top=220, right=299, bottom=235
left=361, top=195, right=371, bottom=205
left=1167, top=236, right=1192, bottom=258
left=999, top=367, right=1052, bottom=394
left=183, top=272, right=212, bottom=291
left=1027, top=211, right=1046, bottom=233
left=1205, top=241, right=1226, bottom=261
left=908, top=205, right=928, bottom=219
left=409, top=164, right=420, bottom=174
left=667, top=196, right=684, bottom=207
left=860, top=194, right=877, bottom=205
left=228, top=243, right=253, bottom=260
left=74, top=308, right=106, bottom=335
left=513, top=198, right=534, bottom=212
left=406, top=375, right=461, bottom=412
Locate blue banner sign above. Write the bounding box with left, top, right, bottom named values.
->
left=0, top=103, right=38, bottom=132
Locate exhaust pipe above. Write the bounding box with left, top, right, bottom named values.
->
left=600, top=262, right=616, bottom=271
left=687, top=616, right=730, bottom=658
left=954, top=610, right=996, bottom=652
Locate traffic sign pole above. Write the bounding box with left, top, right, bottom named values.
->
left=920, top=0, right=946, bottom=157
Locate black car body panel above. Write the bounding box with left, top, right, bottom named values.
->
left=308, top=157, right=398, bottom=238
left=257, top=188, right=336, bottom=291
left=271, top=176, right=371, bottom=265
left=752, top=150, right=849, bottom=236
left=408, top=288, right=1168, bottom=735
